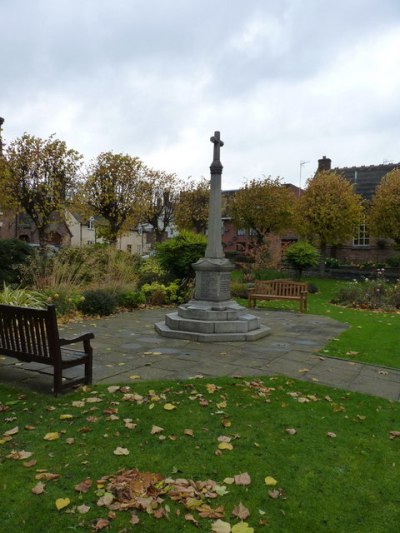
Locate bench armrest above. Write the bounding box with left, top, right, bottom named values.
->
left=59, top=332, right=95, bottom=346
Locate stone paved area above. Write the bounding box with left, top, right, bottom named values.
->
left=1, top=308, right=400, bottom=401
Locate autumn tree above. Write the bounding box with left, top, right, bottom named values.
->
left=140, top=168, right=181, bottom=243
left=0, top=133, right=82, bottom=247
left=174, top=178, right=210, bottom=234
left=74, top=152, right=144, bottom=246
left=228, top=177, right=296, bottom=245
left=369, top=168, right=400, bottom=243
left=296, top=170, right=364, bottom=272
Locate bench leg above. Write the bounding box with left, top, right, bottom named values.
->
left=54, top=367, right=63, bottom=397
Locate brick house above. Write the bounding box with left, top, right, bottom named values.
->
left=221, top=186, right=301, bottom=267
left=318, top=156, right=400, bottom=264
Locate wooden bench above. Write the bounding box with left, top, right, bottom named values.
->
left=248, top=279, right=308, bottom=313
left=0, top=304, right=94, bottom=396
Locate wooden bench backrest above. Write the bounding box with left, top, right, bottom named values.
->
left=0, top=304, right=61, bottom=362
left=253, top=280, right=307, bottom=297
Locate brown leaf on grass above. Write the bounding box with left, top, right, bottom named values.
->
left=327, top=432, right=337, bottom=439
left=31, top=482, right=45, bottom=495
left=113, top=447, right=129, bottom=455
left=94, top=518, right=110, bottom=530
left=35, top=472, right=60, bottom=481
left=130, top=511, right=140, bottom=525
left=6, top=450, right=33, bottom=460
left=217, top=435, right=231, bottom=443
left=151, top=425, right=164, bottom=435
left=66, top=437, right=75, bottom=445
left=389, top=431, right=400, bottom=439
left=153, top=507, right=166, bottom=519
left=184, top=429, right=194, bottom=437
left=3, top=426, right=19, bottom=436
left=211, top=519, right=231, bottom=533
left=268, top=488, right=284, bottom=499
left=285, top=428, right=297, bottom=436
left=74, top=478, right=93, bottom=493
left=23, top=459, right=37, bottom=468
left=185, top=513, right=199, bottom=526
left=198, top=504, right=225, bottom=518
left=234, top=472, right=251, bottom=486
left=232, top=501, right=250, bottom=519
left=77, top=504, right=91, bottom=514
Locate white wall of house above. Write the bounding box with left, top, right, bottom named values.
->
left=66, top=211, right=152, bottom=254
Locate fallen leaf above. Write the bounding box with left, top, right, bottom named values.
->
left=59, top=414, right=73, bottom=420
left=327, top=432, right=337, bottom=438
left=35, top=472, right=60, bottom=481
left=66, top=437, right=75, bottom=445
left=3, top=426, right=19, bottom=436
left=234, top=472, right=251, bottom=486
left=32, top=482, right=45, bottom=495
left=223, top=477, right=235, bottom=485
left=113, top=447, right=129, bottom=455
left=55, top=497, right=70, bottom=510
left=130, top=511, right=140, bottom=525
left=232, top=523, right=254, bottom=533
left=75, top=478, right=93, bottom=493
left=23, top=459, right=37, bottom=468
left=232, top=502, right=250, bottom=520
left=94, top=518, right=110, bottom=530
left=77, top=504, right=91, bottom=514
left=6, top=450, right=33, bottom=460
left=129, top=375, right=141, bottom=380
left=151, top=425, right=164, bottom=434
left=185, top=513, right=199, bottom=526
left=107, top=386, right=120, bottom=393
left=218, top=442, right=233, bottom=451
left=43, top=432, right=60, bottom=441
left=389, top=431, right=400, bottom=440
left=211, top=518, right=231, bottom=532
left=184, top=429, right=194, bottom=437
left=264, top=476, right=277, bottom=486
left=268, top=488, right=284, bottom=499
left=163, top=403, right=176, bottom=411
left=217, top=435, right=231, bottom=443
left=285, top=428, right=297, bottom=436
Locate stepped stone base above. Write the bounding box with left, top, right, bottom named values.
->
left=155, top=299, right=271, bottom=342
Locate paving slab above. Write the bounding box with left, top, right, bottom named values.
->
left=1, top=308, right=400, bottom=401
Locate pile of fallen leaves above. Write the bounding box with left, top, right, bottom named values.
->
left=82, top=467, right=263, bottom=531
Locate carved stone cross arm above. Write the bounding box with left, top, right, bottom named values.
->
left=210, top=131, right=224, bottom=174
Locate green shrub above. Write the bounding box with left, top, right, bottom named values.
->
left=230, top=280, right=248, bottom=298
left=141, top=281, right=180, bottom=305
left=0, top=239, right=33, bottom=285
left=155, top=231, right=207, bottom=279
left=137, top=257, right=167, bottom=287
left=115, top=289, right=146, bottom=309
left=0, top=284, right=46, bottom=308
left=325, top=257, right=342, bottom=268
left=44, top=289, right=84, bottom=316
left=284, top=242, right=320, bottom=279
left=77, top=289, right=117, bottom=316
left=386, top=256, right=400, bottom=267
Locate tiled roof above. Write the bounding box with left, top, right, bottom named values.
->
left=334, top=163, right=400, bottom=200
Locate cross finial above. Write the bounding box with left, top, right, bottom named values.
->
left=210, top=131, right=224, bottom=175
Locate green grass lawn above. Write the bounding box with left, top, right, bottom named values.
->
left=1, top=377, right=400, bottom=532
left=239, top=277, right=400, bottom=369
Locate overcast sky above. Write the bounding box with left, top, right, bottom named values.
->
left=1, top=0, right=400, bottom=190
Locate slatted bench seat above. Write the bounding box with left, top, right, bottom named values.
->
left=0, top=303, right=94, bottom=396
left=248, top=279, right=308, bottom=313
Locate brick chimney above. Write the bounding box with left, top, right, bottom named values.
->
left=318, top=155, right=331, bottom=171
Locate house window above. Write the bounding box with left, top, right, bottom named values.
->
left=353, top=223, right=370, bottom=247
left=88, top=217, right=95, bottom=230
left=237, top=228, right=247, bottom=236
left=249, top=228, right=257, bottom=236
